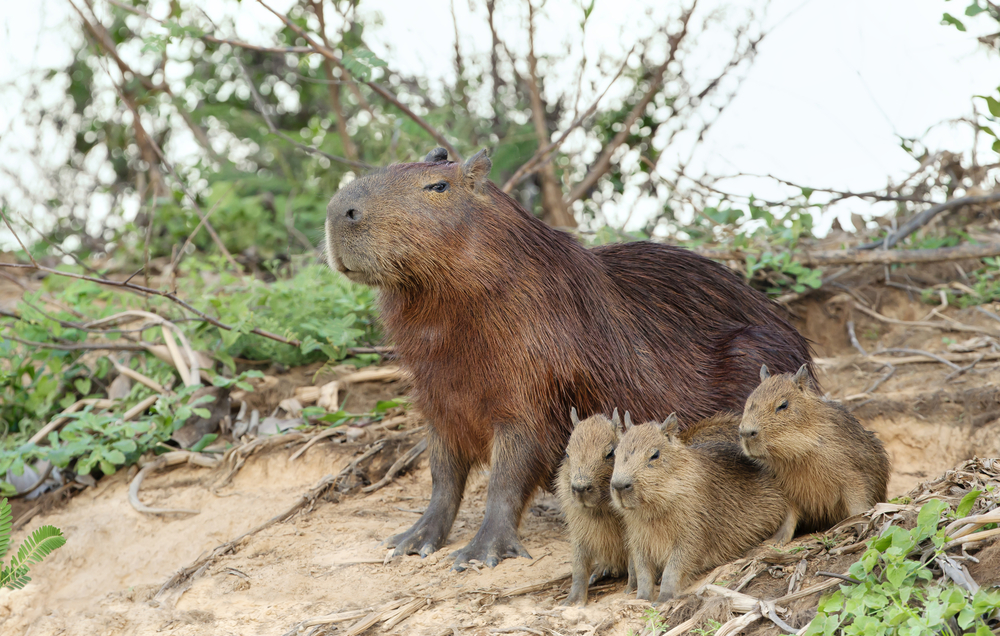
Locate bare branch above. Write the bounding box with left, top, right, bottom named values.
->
left=254, top=0, right=461, bottom=160
left=308, top=0, right=360, bottom=162
left=859, top=192, right=1000, bottom=250
left=565, top=1, right=699, bottom=205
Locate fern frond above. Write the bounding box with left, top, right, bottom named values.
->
left=1, top=564, right=31, bottom=590
left=9, top=526, right=66, bottom=569
left=0, top=498, right=12, bottom=560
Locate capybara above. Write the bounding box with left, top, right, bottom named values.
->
left=557, top=408, right=633, bottom=606
left=739, top=364, right=890, bottom=543
left=610, top=414, right=786, bottom=603
left=323, top=147, right=814, bottom=569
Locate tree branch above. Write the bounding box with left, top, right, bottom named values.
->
left=858, top=192, right=1000, bottom=250
left=254, top=0, right=461, bottom=160
left=565, top=1, right=698, bottom=205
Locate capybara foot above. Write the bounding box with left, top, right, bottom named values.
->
left=450, top=528, right=531, bottom=570
left=383, top=515, right=451, bottom=558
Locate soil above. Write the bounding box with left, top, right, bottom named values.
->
left=3, top=268, right=1000, bottom=636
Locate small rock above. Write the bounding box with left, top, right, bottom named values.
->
left=344, top=426, right=366, bottom=442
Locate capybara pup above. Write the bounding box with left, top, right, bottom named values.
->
left=739, top=364, right=891, bottom=543
left=557, top=408, right=633, bottom=606
left=324, top=147, right=814, bottom=569
left=610, top=414, right=786, bottom=603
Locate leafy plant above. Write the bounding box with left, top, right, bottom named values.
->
left=0, top=498, right=66, bottom=590
left=804, top=499, right=1000, bottom=636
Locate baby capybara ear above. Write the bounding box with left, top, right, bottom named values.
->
left=759, top=364, right=771, bottom=382
left=462, top=148, right=492, bottom=186
left=570, top=406, right=580, bottom=427
left=622, top=410, right=633, bottom=432
left=792, top=363, right=811, bottom=390
left=610, top=408, right=621, bottom=429
left=423, top=147, right=449, bottom=163
left=657, top=412, right=680, bottom=440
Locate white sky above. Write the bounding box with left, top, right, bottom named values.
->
left=0, top=0, right=997, bottom=247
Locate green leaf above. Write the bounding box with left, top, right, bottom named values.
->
left=941, top=12, right=967, bottom=30
left=0, top=498, right=12, bottom=559
left=915, top=498, right=947, bottom=539
left=192, top=408, right=211, bottom=419
left=341, top=48, right=387, bottom=82
left=112, top=439, right=137, bottom=455
left=2, top=525, right=65, bottom=589
left=190, top=434, right=218, bottom=453
left=965, top=2, right=987, bottom=16
left=985, top=96, right=1000, bottom=118
left=993, top=139, right=1000, bottom=153
left=73, top=378, right=91, bottom=395
left=956, top=489, right=982, bottom=518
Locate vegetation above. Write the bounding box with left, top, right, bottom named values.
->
left=805, top=497, right=1000, bottom=636
left=0, top=498, right=66, bottom=590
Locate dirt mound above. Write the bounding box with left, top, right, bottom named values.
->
left=2, top=280, right=1000, bottom=636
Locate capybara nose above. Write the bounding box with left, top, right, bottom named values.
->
left=611, top=479, right=633, bottom=493
left=571, top=483, right=592, bottom=495
left=344, top=207, right=361, bottom=222
left=740, top=429, right=759, bottom=440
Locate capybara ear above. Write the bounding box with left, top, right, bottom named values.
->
left=792, top=363, right=811, bottom=389
left=424, top=147, right=449, bottom=163
left=657, top=413, right=680, bottom=439
left=759, top=364, right=771, bottom=382
left=570, top=406, right=580, bottom=427
left=610, top=408, right=621, bottom=429
left=623, top=411, right=633, bottom=431
left=462, top=148, right=492, bottom=186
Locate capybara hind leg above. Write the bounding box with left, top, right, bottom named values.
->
left=845, top=494, right=873, bottom=538
left=450, top=426, right=540, bottom=570
left=386, top=429, right=469, bottom=558
left=562, top=544, right=594, bottom=606
left=768, top=508, right=797, bottom=545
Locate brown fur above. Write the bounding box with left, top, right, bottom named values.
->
left=324, top=148, right=815, bottom=568
left=557, top=410, right=632, bottom=606
left=739, top=365, right=891, bottom=543
left=677, top=411, right=741, bottom=445
left=610, top=418, right=786, bottom=603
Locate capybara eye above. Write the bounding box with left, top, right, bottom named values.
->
left=650, top=449, right=660, bottom=460
left=776, top=400, right=789, bottom=413
left=605, top=448, right=615, bottom=460
left=424, top=181, right=449, bottom=193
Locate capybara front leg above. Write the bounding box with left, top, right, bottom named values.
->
left=562, top=543, right=594, bottom=606
left=385, top=428, right=469, bottom=558
left=450, top=426, right=539, bottom=570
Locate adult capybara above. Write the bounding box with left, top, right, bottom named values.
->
left=558, top=408, right=633, bottom=606
left=323, top=147, right=815, bottom=569
left=740, top=364, right=890, bottom=543
left=610, top=414, right=786, bottom=603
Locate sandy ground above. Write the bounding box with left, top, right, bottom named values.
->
left=3, top=276, right=1000, bottom=636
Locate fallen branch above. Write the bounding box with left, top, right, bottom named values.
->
left=129, top=451, right=220, bottom=515
left=859, top=192, right=1000, bottom=250
left=361, top=436, right=427, bottom=493
left=853, top=302, right=1000, bottom=338
left=816, top=350, right=1000, bottom=368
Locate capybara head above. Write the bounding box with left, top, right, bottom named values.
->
left=324, top=148, right=493, bottom=289
left=739, top=363, right=817, bottom=460
left=610, top=413, right=691, bottom=513
left=561, top=407, right=621, bottom=509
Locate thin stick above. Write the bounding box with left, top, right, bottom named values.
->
left=846, top=320, right=868, bottom=356
left=123, top=394, right=160, bottom=421
left=877, top=348, right=962, bottom=370
left=129, top=451, right=219, bottom=515
left=254, top=0, right=460, bottom=160
left=168, top=182, right=239, bottom=273
left=28, top=399, right=117, bottom=445
left=854, top=302, right=999, bottom=338
left=815, top=571, right=860, bottom=585
left=0, top=208, right=39, bottom=267
left=361, top=436, right=427, bottom=493
left=0, top=332, right=149, bottom=352
left=944, top=353, right=985, bottom=381
left=110, top=358, right=169, bottom=394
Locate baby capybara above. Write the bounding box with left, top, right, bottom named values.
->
left=739, top=364, right=890, bottom=543
left=557, top=408, right=632, bottom=606
left=610, top=414, right=786, bottom=603
left=324, top=147, right=814, bottom=569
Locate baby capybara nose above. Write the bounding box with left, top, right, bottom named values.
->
left=571, top=483, right=592, bottom=495
left=740, top=429, right=759, bottom=440
left=611, top=479, right=633, bottom=493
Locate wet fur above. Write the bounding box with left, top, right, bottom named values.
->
left=610, top=424, right=786, bottom=603
left=739, top=369, right=891, bottom=542
left=557, top=413, right=631, bottom=606
left=324, top=151, right=814, bottom=566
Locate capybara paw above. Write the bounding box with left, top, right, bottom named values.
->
left=450, top=533, right=532, bottom=570
left=383, top=523, right=445, bottom=558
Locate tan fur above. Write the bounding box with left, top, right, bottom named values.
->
left=739, top=365, right=891, bottom=543
left=610, top=421, right=786, bottom=604
left=677, top=411, right=741, bottom=445
left=556, top=411, right=632, bottom=605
